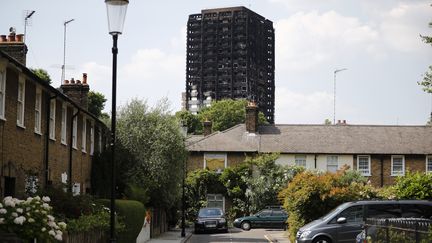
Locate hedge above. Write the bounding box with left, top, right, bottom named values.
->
left=100, top=199, right=145, bottom=243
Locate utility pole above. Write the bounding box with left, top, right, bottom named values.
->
left=333, top=68, right=347, bottom=124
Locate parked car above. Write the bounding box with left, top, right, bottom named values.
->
left=295, top=200, right=432, bottom=243
left=233, top=206, right=288, bottom=231
left=194, top=207, right=228, bottom=233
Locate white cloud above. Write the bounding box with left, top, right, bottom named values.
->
left=379, top=2, right=432, bottom=52
left=275, top=10, right=379, bottom=72
left=275, top=88, right=333, bottom=123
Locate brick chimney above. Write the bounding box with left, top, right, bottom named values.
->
left=246, top=102, right=258, bottom=133
left=61, top=73, right=90, bottom=109
left=203, top=119, right=212, bottom=136
left=0, top=28, right=27, bottom=65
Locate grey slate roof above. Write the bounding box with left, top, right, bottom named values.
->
left=187, top=124, right=432, bottom=154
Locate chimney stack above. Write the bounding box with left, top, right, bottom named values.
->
left=203, top=119, right=212, bottom=136
left=60, top=73, right=90, bottom=109
left=0, top=28, right=27, bottom=65
left=246, top=102, right=258, bottom=133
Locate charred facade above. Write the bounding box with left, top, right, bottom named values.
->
left=185, top=7, right=275, bottom=123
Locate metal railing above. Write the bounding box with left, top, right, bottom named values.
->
left=364, top=218, right=432, bottom=243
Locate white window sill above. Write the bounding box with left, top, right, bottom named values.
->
left=0, top=117, right=6, bottom=121
left=391, top=173, right=404, bottom=177
left=49, top=137, right=56, bottom=141
left=72, top=146, right=78, bottom=150
left=61, top=141, right=67, bottom=146
left=34, top=131, right=42, bottom=136
left=17, top=124, right=26, bottom=129
left=361, top=173, right=371, bottom=177
left=82, top=150, right=87, bottom=154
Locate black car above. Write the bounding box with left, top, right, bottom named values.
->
left=194, top=207, right=228, bottom=233
left=233, top=207, right=288, bottom=231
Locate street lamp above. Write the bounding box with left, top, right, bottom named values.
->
left=333, top=68, right=347, bottom=124
left=179, top=122, right=188, bottom=237
left=105, top=0, right=128, bottom=242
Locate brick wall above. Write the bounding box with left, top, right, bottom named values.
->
left=0, top=60, right=106, bottom=198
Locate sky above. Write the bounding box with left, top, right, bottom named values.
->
left=1, top=0, right=432, bottom=125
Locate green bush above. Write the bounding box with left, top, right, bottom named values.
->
left=279, top=168, right=378, bottom=242
left=393, top=171, right=432, bottom=200
left=100, top=199, right=145, bottom=243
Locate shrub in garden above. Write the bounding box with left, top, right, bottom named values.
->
left=279, top=167, right=378, bottom=242
left=393, top=171, right=432, bottom=200
left=100, top=199, right=145, bottom=243
left=0, top=196, right=66, bottom=241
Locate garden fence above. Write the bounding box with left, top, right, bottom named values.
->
left=364, top=218, right=432, bottom=243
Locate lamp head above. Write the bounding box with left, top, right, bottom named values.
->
left=105, top=0, right=129, bottom=35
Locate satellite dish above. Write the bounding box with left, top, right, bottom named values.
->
left=9, top=27, right=16, bottom=34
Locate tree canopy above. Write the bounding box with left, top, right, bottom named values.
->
left=418, top=16, right=432, bottom=93
left=87, top=91, right=109, bottom=119
left=30, top=68, right=51, bottom=84
left=116, top=98, right=187, bottom=208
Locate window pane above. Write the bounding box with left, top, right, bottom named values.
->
left=427, top=157, right=432, bottom=172
left=339, top=206, right=363, bottom=223
left=295, top=155, right=306, bottom=167
left=367, top=204, right=401, bottom=218
left=327, top=156, right=338, bottom=172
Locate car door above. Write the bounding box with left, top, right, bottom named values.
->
left=269, top=209, right=287, bottom=228
left=335, top=205, right=364, bottom=243
left=255, top=209, right=272, bottom=228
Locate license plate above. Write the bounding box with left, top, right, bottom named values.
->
left=206, top=224, right=216, bottom=228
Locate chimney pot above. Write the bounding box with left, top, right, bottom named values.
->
left=8, top=34, right=15, bottom=42
left=16, top=34, right=24, bottom=42
left=64, top=79, right=69, bottom=84
left=70, top=78, right=75, bottom=84
left=0, top=35, right=6, bottom=42
left=82, top=73, right=88, bottom=84
left=343, top=120, right=346, bottom=124
left=76, top=80, right=81, bottom=84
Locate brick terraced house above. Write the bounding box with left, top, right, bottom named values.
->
left=186, top=103, right=432, bottom=210
left=0, top=31, right=107, bottom=198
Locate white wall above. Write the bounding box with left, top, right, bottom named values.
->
left=276, top=154, right=354, bottom=172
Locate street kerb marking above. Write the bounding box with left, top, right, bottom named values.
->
left=264, top=234, right=274, bottom=243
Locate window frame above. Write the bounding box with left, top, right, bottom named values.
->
left=72, top=108, right=78, bottom=149
left=357, top=155, right=371, bottom=176
left=17, top=75, right=26, bottom=128
left=60, top=103, right=67, bottom=145
left=0, top=67, right=6, bottom=120
left=34, top=87, right=42, bottom=134
left=426, top=155, right=432, bottom=173
left=81, top=116, right=87, bottom=153
left=49, top=99, right=56, bottom=140
left=206, top=193, right=225, bottom=211
left=203, top=153, right=227, bottom=173
left=327, top=155, right=338, bottom=172
left=391, top=155, right=405, bottom=176
left=295, top=155, right=307, bottom=168
left=90, top=122, right=94, bottom=155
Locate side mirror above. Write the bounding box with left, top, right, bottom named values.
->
left=337, top=217, right=347, bottom=224
left=256, top=214, right=261, bottom=217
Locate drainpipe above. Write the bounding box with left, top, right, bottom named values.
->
left=380, top=156, right=384, bottom=187
left=44, top=95, right=57, bottom=189
left=68, top=109, right=79, bottom=193
left=314, top=154, right=317, bottom=169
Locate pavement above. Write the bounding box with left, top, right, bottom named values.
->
left=146, top=228, right=193, bottom=243
left=264, top=231, right=291, bottom=243
left=146, top=228, right=291, bottom=243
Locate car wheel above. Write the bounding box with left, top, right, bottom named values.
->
left=312, top=236, right=332, bottom=243
left=241, top=221, right=251, bottom=231
left=283, top=224, right=287, bottom=231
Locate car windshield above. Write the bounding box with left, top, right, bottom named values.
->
left=199, top=208, right=223, bottom=217
left=322, top=202, right=350, bottom=221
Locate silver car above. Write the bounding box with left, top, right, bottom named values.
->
left=295, top=200, right=432, bottom=243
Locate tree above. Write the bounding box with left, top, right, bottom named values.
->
left=324, top=119, right=332, bottom=125
left=418, top=16, right=432, bottom=93
left=175, top=110, right=201, bottom=134
left=197, top=99, right=269, bottom=133
left=30, top=68, right=51, bottom=84
left=116, top=98, right=187, bottom=208
left=88, top=91, right=109, bottom=119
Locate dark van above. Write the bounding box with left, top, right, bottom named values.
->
left=295, top=200, right=432, bottom=243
